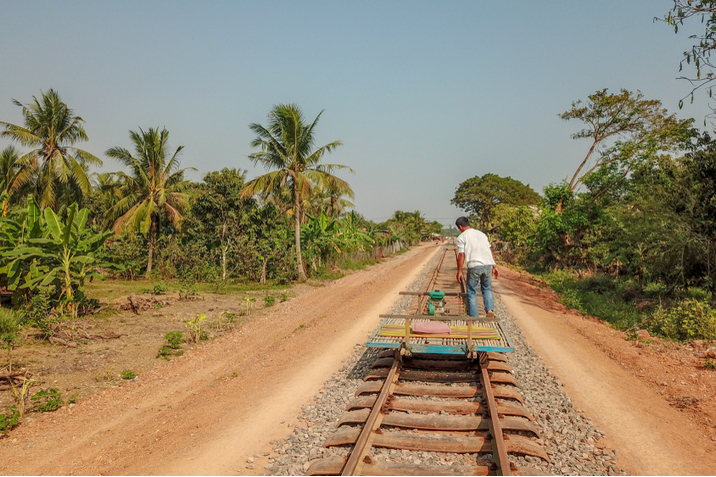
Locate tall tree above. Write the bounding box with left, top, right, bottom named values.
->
left=0, top=89, right=102, bottom=210
left=192, top=168, right=254, bottom=280
left=105, top=128, right=193, bottom=276
left=451, top=173, right=540, bottom=229
left=242, top=104, right=352, bottom=281
left=559, top=89, right=693, bottom=207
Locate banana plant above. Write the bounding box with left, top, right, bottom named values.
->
left=1, top=197, right=45, bottom=299
left=2, top=201, right=112, bottom=315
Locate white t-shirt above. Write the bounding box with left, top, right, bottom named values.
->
left=456, top=228, right=495, bottom=268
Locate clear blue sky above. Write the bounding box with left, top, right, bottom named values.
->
left=0, top=1, right=710, bottom=225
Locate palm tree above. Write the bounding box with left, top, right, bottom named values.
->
left=0, top=89, right=102, bottom=210
left=311, top=175, right=355, bottom=217
left=242, top=104, right=353, bottom=281
left=105, top=127, right=193, bottom=276
left=0, top=146, right=27, bottom=216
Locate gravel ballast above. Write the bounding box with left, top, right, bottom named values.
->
left=261, top=256, right=629, bottom=476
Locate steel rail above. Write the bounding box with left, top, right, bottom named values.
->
left=481, top=352, right=512, bottom=475
left=341, top=351, right=400, bottom=476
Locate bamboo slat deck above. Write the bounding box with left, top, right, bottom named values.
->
left=367, top=316, right=513, bottom=353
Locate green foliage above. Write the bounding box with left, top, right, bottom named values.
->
left=31, top=388, right=63, bottom=412
left=142, top=283, right=168, bottom=295
left=705, top=358, right=715, bottom=370
left=492, top=204, right=538, bottom=263
left=0, top=407, right=20, bottom=435
left=0, top=308, right=21, bottom=341
left=643, top=282, right=667, bottom=297
left=243, top=296, right=257, bottom=315
left=178, top=285, right=198, bottom=301
left=165, top=331, right=183, bottom=349
left=243, top=104, right=351, bottom=281
left=121, top=369, right=136, bottom=380
left=0, top=89, right=102, bottom=210
left=452, top=173, right=540, bottom=229
left=540, top=270, right=644, bottom=330
left=100, top=234, right=147, bottom=280
left=185, top=314, right=207, bottom=343
left=642, top=299, right=716, bottom=341
left=560, top=88, right=694, bottom=194
left=264, top=295, right=276, bottom=307
left=216, top=311, right=238, bottom=331
left=0, top=198, right=112, bottom=316
left=105, top=127, right=193, bottom=276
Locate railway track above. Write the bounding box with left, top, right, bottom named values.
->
left=306, top=244, right=549, bottom=476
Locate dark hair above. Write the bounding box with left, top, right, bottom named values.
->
left=455, top=216, right=470, bottom=228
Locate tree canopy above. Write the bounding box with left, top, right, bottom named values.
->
left=0, top=89, right=102, bottom=210
left=559, top=89, right=694, bottom=206
left=451, top=173, right=540, bottom=229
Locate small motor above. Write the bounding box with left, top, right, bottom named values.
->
left=427, top=290, right=446, bottom=315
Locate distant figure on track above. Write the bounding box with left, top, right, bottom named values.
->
left=455, top=216, right=498, bottom=318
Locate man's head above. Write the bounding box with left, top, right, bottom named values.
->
left=455, top=216, right=470, bottom=232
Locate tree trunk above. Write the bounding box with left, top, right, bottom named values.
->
left=222, top=244, right=227, bottom=281
left=260, top=258, right=267, bottom=285
left=294, top=188, right=307, bottom=281
left=221, top=223, right=227, bottom=281
left=146, top=217, right=156, bottom=277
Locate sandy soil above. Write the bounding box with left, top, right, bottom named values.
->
left=1, top=247, right=715, bottom=476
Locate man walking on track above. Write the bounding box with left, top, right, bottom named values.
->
left=454, top=216, right=498, bottom=318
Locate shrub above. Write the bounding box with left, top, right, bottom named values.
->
left=121, top=370, right=136, bottom=380
left=185, top=314, right=208, bottom=343
left=31, top=388, right=63, bottom=412
left=22, top=287, right=54, bottom=334
left=643, top=299, right=716, bottom=341
left=643, top=282, right=667, bottom=298
left=264, top=295, right=276, bottom=307
left=0, top=407, right=20, bottom=435
left=143, top=283, right=168, bottom=295
left=165, top=331, right=183, bottom=349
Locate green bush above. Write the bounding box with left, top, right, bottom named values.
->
left=165, top=331, right=183, bottom=349
left=643, top=299, right=716, bottom=341
left=0, top=308, right=21, bottom=348
left=21, top=288, right=56, bottom=336
left=0, top=407, right=20, bottom=435
left=143, top=283, right=168, bottom=295
left=31, top=388, right=63, bottom=412
left=156, top=346, right=172, bottom=359
left=121, top=369, right=136, bottom=380
left=264, top=295, right=276, bottom=307
left=643, top=282, right=667, bottom=298
left=684, top=287, right=712, bottom=303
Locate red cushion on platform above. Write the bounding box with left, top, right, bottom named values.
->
left=412, top=321, right=451, bottom=334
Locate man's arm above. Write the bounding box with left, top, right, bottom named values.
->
left=491, top=249, right=499, bottom=278
left=456, top=252, right=465, bottom=283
